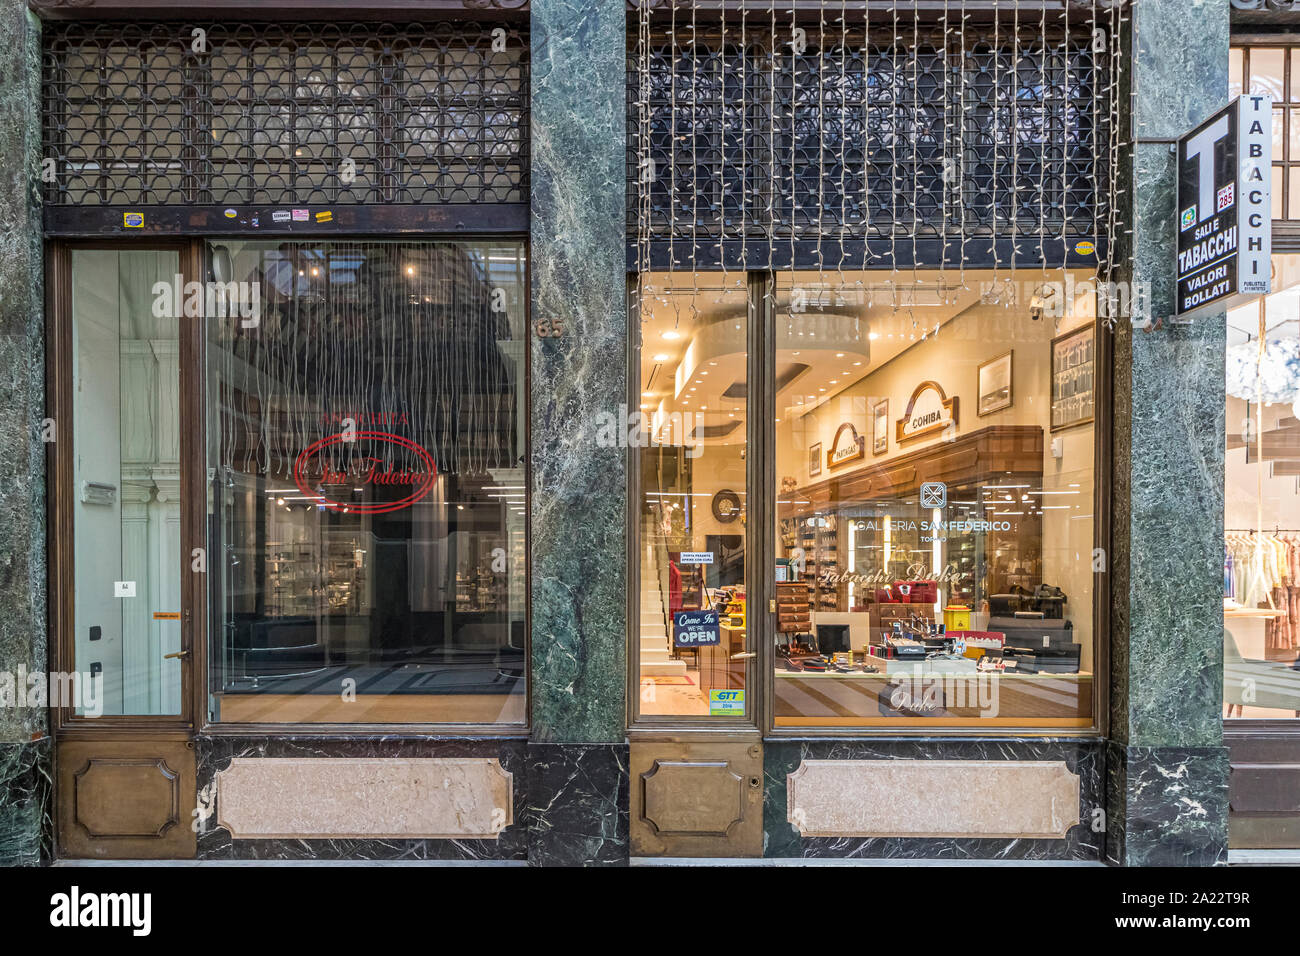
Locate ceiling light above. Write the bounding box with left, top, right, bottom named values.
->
left=836, top=352, right=845, bottom=357
left=642, top=391, right=654, bottom=398
left=830, top=380, right=838, bottom=385
left=661, top=330, right=681, bottom=340
left=652, top=353, right=670, bottom=362
left=853, top=361, right=862, bottom=366
left=868, top=332, right=879, bottom=341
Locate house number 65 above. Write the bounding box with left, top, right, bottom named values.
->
left=535, top=318, right=564, bottom=338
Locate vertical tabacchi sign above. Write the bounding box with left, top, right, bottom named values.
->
left=1175, top=95, right=1273, bottom=319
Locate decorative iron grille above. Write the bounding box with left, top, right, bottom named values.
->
left=43, top=21, right=529, bottom=206
left=630, top=8, right=1117, bottom=269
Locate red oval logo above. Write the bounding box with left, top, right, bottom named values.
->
left=292, top=431, right=438, bottom=515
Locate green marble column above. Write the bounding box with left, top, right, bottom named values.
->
left=1108, top=0, right=1229, bottom=866
left=0, top=3, right=48, bottom=867
left=528, top=0, right=627, bottom=744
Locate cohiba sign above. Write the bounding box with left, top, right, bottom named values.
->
left=827, top=422, right=867, bottom=468
left=1175, top=95, right=1272, bottom=318
left=896, top=381, right=957, bottom=443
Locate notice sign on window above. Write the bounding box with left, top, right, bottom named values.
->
left=673, top=609, right=721, bottom=647
left=1175, top=95, right=1272, bottom=319
left=709, top=689, right=744, bottom=716
left=679, top=552, right=713, bottom=565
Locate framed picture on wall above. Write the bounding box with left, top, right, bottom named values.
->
left=1051, top=325, right=1095, bottom=431
left=977, top=350, right=1013, bottom=416
left=808, top=442, right=822, bottom=477
left=871, top=398, right=888, bottom=455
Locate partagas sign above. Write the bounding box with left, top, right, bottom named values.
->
left=1175, top=95, right=1272, bottom=319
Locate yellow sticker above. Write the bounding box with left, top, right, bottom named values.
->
left=123, top=212, right=144, bottom=228
left=315, top=210, right=333, bottom=223
left=1074, top=240, right=1095, bottom=256
left=152, top=611, right=180, bottom=620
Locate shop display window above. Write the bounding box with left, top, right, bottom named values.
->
left=205, top=240, right=528, bottom=724
left=771, top=270, right=1099, bottom=728
left=1224, top=254, right=1300, bottom=721
left=632, top=268, right=1101, bottom=729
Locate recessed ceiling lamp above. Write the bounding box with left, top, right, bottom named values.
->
left=652, top=353, right=670, bottom=362
left=661, top=330, right=681, bottom=340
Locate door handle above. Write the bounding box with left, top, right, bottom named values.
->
left=730, top=652, right=756, bottom=660
left=164, top=650, right=191, bottom=661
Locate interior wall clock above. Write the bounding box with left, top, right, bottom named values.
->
left=712, top=489, right=742, bottom=523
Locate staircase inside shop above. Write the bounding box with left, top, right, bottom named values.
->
left=640, top=523, right=686, bottom=677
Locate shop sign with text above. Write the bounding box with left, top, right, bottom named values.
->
left=1175, top=95, right=1272, bottom=318
left=896, top=381, right=957, bottom=443
left=827, top=422, right=867, bottom=468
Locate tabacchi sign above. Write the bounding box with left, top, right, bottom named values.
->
left=293, top=431, right=438, bottom=514
left=1175, top=95, right=1273, bottom=319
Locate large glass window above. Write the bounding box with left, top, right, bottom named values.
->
left=1225, top=254, right=1300, bottom=721
left=772, top=270, right=1098, bottom=728
left=205, top=240, right=527, bottom=724
left=71, top=250, right=184, bottom=717
left=1232, top=44, right=1300, bottom=221
left=634, top=275, right=751, bottom=719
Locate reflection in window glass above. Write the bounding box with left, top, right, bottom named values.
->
left=635, top=276, right=750, bottom=718
left=71, top=250, right=184, bottom=716
left=205, top=240, right=527, bottom=724
left=772, top=271, right=1096, bottom=728
left=1225, top=254, right=1300, bottom=721
left=1250, top=48, right=1286, bottom=100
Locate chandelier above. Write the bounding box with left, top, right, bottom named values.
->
left=1225, top=338, right=1300, bottom=404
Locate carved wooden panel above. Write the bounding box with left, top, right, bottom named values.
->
left=57, top=740, right=196, bottom=859
left=631, top=740, right=762, bottom=857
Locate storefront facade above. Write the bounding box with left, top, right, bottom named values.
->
left=0, top=0, right=1293, bottom=866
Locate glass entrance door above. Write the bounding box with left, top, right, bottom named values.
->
left=53, top=244, right=199, bottom=860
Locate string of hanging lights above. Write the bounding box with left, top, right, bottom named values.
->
left=633, top=0, right=1122, bottom=327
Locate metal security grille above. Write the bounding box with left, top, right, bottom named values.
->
left=630, top=4, right=1118, bottom=272
left=42, top=21, right=528, bottom=206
